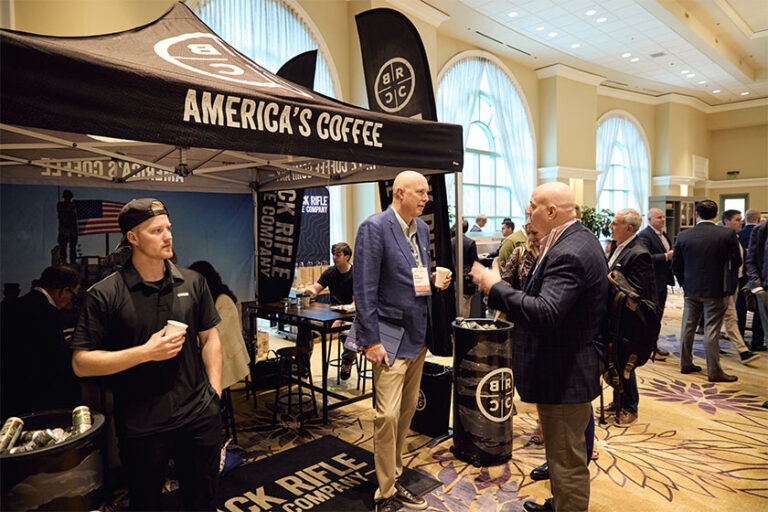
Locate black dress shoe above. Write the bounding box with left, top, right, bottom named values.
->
left=375, top=497, right=399, bottom=512
left=708, top=373, right=738, bottom=382
left=523, top=498, right=554, bottom=512
left=529, top=462, right=549, bottom=481
left=681, top=364, right=702, bottom=374
left=656, top=348, right=670, bottom=356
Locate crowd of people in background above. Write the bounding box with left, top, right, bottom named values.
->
left=1, top=177, right=767, bottom=512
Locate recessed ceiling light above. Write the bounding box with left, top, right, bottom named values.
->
left=622, top=52, right=631, bottom=58
left=536, top=26, right=545, bottom=31
left=741, top=91, right=750, bottom=96
left=548, top=32, right=558, bottom=37
left=571, top=43, right=581, bottom=48
left=586, top=10, right=597, bottom=16
left=697, top=80, right=706, bottom=84
left=630, top=57, right=639, bottom=62
left=687, top=73, right=695, bottom=78
left=508, top=11, right=519, bottom=18
left=596, top=17, right=607, bottom=22
left=680, top=70, right=689, bottom=74
left=712, top=89, right=721, bottom=93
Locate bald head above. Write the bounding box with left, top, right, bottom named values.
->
left=647, top=208, right=665, bottom=230
left=527, top=182, right=577, bottom=234
left=392, top=170, right=429, bottom=223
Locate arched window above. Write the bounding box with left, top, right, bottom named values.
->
left=195, top=0, right=343, bottom=246
left=596, top=115, right=649, bottom=214
left=437, top=55, right=535, bottom=230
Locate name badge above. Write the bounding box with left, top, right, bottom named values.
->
left=412, top=267, right=432, bottom=297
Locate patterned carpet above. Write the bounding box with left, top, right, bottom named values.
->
left=231, top=289, right=768, bottom=511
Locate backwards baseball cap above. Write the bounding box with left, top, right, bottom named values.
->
left=116, top=198, right=169, bottom=248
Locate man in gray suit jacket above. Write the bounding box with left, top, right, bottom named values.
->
left=471, top=182, right=609, bottom=512
left=349, top=171, right=451, bottom=512
left=672, top=199, right=742, bottom=382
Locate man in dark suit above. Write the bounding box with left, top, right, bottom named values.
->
left=349, top=171, right=451, bottom=512
left=606, top=209, right=657, bottom=427
left=471, top=182, right=609, bottom=512
left=737, top=209, right=764, bottom=349
left=672, top=199, right=742, bottom=382
left=0, top=266, right=82, bottom=418
left=746, top=220, right=768, bottom=361
left=451, top=220, right=479, bottom=317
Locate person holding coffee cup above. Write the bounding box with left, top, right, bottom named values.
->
left=70, top=198, right=223, bottom=511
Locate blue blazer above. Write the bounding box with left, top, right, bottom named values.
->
left=349, top=206, right=432, bottom=358
left=487, top=222, right=609, bottom=404
left=671, top=222, right=741, bottom=298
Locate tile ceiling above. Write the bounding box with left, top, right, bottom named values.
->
left=437, top=0, right=768, bottom=105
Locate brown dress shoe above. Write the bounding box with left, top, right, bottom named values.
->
left=656, top=348, right=670, bottom=356
left=614, top=409, right=638, bottom=427
left=708, top=373, right=738, bottom=382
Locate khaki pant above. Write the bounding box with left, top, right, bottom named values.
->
left=372, top=345, right=427, bottom=501
left=723, top=290, right=749, bottom=353
left=538, top=402, right=592, bottom=512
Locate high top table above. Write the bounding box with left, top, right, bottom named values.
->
left=252, top=301, right=370, bottom=424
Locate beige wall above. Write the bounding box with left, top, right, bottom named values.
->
left=710, top=125, right=768, bottom=180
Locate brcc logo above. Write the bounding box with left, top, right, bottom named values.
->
left=416, top=389, right=426, bottom=412
left=475, top=368, right=514, bottom=423
left=153, top=32, right=310, bottom=98
left=374, top=57, right=415, bottom=113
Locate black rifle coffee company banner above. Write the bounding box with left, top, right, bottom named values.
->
left=296, top=187, right=330, bottom=266
left=257, top=189, right=303, bottom=303
left=277, top=50, right=318, bottom=92
left=357, top=8, right=456, bottom=356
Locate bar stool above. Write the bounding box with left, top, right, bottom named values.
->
left=356, top=352, right=374, bottom=394
left=272, top=346, right=318, bottom=426
left=326, top=331, right=353, bottom=384
left=221, top=388, right=238, bottom=445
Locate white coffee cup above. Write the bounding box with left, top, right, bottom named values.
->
left=435, top=266, right=451, bottom=287
left=165, top=320, right=188, bottom=337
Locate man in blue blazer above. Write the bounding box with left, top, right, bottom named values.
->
left=746, top=220, right=768, bottom=357
left=672, top=199, right=742, bottom=382
left=737, top=209, right=764, bottom=349
left=349, top=171, right=450, bottom=512
left=471, top=182, right=609, bottom=512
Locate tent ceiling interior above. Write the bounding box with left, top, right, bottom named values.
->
left=0, top=2, right=463, bottom=192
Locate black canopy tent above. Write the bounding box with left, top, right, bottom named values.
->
left=0, top=2, right=462, bottom=193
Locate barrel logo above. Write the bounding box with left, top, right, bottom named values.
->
left=476, top=368, right=514, bottom=422
left=416, top=389, right=426, bottom=412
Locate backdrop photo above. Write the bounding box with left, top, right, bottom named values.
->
left=0, top=184, right=255, bottom=302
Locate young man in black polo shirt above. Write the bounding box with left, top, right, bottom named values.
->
left=71, top=198, right=223, bottom=511
left=304, top=242, right=356, bottom=379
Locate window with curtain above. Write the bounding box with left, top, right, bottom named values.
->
left=195, top=0, right=343, bottom=248
left=438, top=57, right=534, bottom=232
left=596, top=116, right=649, bottom=215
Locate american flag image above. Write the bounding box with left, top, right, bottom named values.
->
left=76, top=200, right=125, bottom=236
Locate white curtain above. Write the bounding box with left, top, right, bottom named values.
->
left=196, top=0, right=336, bottom=98
left=595, top=117, right=621, bottom=197
left=621, top=119, right=649, bottom=213
left=483, top=63, right=535, bottom=216
left=436, top=58, right=485, bottom=147
left=437, top=57, right=535, bottom=217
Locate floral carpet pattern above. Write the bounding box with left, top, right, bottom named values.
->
left=233, top=290, right=768, bottom=511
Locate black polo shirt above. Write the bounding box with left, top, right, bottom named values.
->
left=71, top=261, right=220, bottom=437
left=317, top=265, right=353, bottom=305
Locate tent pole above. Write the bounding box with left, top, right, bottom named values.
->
left=455, top=171, right=463, bottom=315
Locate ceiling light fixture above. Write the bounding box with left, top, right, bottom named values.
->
left=622, top=52, right=631, bottom=58
left=630, top=57, right=639, bottom=62
left=536, top=26, right=545, bottom=31
left=596, top=17, right=607, bottom=22
left=586, top=10, right=597, bottom=16
left=698, top=80, right=706, bottom=84
left=687, top=73, right=695, bottom=78
left=680, top=70, right=689, bottom=74
left=508, top=11, right=519, bottom=18
left=549, top=32, right=558, bottom=37
left=741, top=91, right=750, bottom=96
left=571, top=43, right=581, bottom=48
left=712, top=89, right=721, bottom=93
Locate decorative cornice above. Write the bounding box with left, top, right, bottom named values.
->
left=703, top=177, right=768, bottom=190
left=386, top=0, right=450, bottom=27
left=598, top=85, right=768, bottom=114
left=652, top=176, right=704, bottom=186
left=538, top=166, right=603, bottom=181
left=535, top=64, right=605, bottom=87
